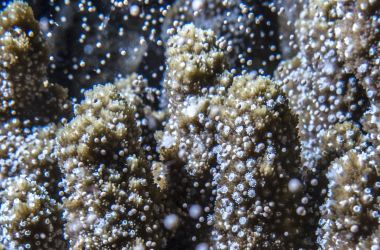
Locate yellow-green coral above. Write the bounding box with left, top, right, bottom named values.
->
left=275, top=0, right=371, bottom=170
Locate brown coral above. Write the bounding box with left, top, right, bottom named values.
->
left=212, top=75, right=307, bottom=249
left=318, top=148, right=380, bottom=249
left=0, top=175, right=66, bottom=249
left=0, top=1, right=70, bottom=123
left=57, top=83, right=166, bottom=249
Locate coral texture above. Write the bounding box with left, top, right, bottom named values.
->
left=0, top=0, right=379, bottom=250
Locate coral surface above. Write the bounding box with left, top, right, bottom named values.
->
left=0, top=0, right=379, bottom=249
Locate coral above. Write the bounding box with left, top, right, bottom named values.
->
left=163, top=24, right=228, bottom=106
left=275, top=0, right=371, bottom=169
left=115, top=73, right=163, bottom=160
left=318, top=148, right=380, bottom=249
left=159, top=23, right=230, bottom=175
left=212, top=75, right=308, bottom=249
left=57, top=83, right=166, bottom=249
left=162, top=0, right=280, bottom=74
left=158, top=24, right=311, bottom=249
left=0, top=175, right=65, bottom=249
left=274, top=3, right=380, bottom=247
left=0, top=1, right=70, bottom=123
left=331, top=0, right=380, bottom=104
left=0, top=0, right=72, bottom=202
left=320, top=122, right=367, bottom=163
left=0, top=1, right=379, bottom=249
left=158, top=24, right=228, bottom=248
left=0, top=121, right=62, bottom=196
left=0, top=4, right=70, bottom=249
left=363, top=104, right=380, bottom=143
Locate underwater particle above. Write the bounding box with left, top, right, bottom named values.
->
left=195, top=242, right=209, bottom=250
left=189, top=204, right=203, bottom=220
left=0, top=175, right=66, bottom=249
left=288, top=178, right=303, bottom=194
left=164, top=214, right=180, bottom=231
left=57, top=83, right=166, bottom=249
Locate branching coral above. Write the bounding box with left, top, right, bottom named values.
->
left=0, top=1, right=72, bottom=198
left=0, top=175, right=66, bottom=249
left=212, top=75, right=307, bottom=249
left=0, top=121, right=62, bottom=196
left=276, top=0, right=379, bottom=166
left=0, top=1, right=379, bottom=250
left=157, top=24, right=229, bottom=248
left=0, top=1, right=70, bottom=123
left=159, top=23, right=230, bottom=175
left=157, top=24, right=312, bottom=249
left=115, top=74, right=163, bottom=160
left=318, top=148, right=380, bottom=249
left=163, top=24, right=228, bottom=106
left=57, top=83, right=166, bottom=249
left=162, top=0, right=280, bottom=74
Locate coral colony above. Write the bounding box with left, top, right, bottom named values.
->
left=0, top=0, right=379, bottom=249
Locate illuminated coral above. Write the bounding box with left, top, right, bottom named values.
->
left=159, top=23, right=230, bottom=176
left=275, top=0, right=371, bottom=169
left=0, top=1, right=379, bottom=249
left=0, top=121, right=61, bottom=196
left=115, top=74, right=163, bottom=160
left=318, top=148, right=380, bottom=249
left=0, top=175, right=65, bottom=249
left=0, top=1, right=70, bottom=123
left=320, top=122, right=367, bottom=163
left=158, top=24, right=312, bottom=249
left=212, top=75, right=308, bottom=249
left=162, top=0, right=281, bottom=74
left=163, top=23, right=228, bottom=106
left=57, top=83, right=166, bottom=249
left=0, top=1, right=70, bottom=198
left=158, top=24, right=229, bottom=248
